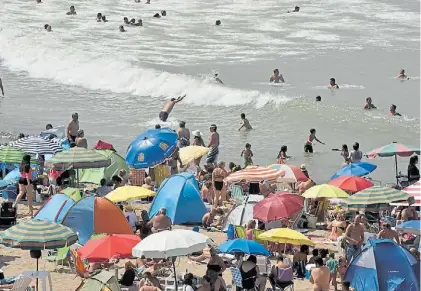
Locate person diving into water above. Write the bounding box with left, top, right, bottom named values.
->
left=159, top=95, right=186, bottom=122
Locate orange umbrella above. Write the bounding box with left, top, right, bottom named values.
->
left=328, top=175, right=373, bottom=193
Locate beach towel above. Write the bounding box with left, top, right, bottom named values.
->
left=206, top=147, right=219, bottom=163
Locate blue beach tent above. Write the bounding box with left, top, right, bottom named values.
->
left=149, top=172, right=207, bottom=224
left=344, top=238, right=420, bottom=291
left=34, top=193, right=76, bottom=222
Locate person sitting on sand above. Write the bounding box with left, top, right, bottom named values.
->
left=389, top=104, right=402, bottom=116
left=310, top=257, right=330, bottom=291
left=397, top=69, right=409, bottom=80
left=97, top=13, right=102, bottom=22
left=215, top=20, right=221, bottom=26
left=214, top=73, right=223, bottom=84
left=270, top=69, right=285, bottom=83
left=153, top=13, right=161, bottom=18
left=119, top=262, right=136, bottom=287
left=327, top=212, right=347, bottom=241
left=238, top=113, right=253, bottom=131
left=147, top=207, right=172, bottom=232
left=328, top=78, right=339, bottom=89
left=66, top=6, right=76, bottom=15
left=75, top=130, right=88, bottom=149
left=305, top=128, right=325, bottom=153
left=364, top=97, right=376, bottom=109
left=202, top=208, right=224, bottom=228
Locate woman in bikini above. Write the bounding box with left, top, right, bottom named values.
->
left=327, top=212, right=347, bottom=241
left=212, top=161, right=228, bottom=207
left=14, top=154, right=34, bottom=216
left=206, top=247, right=226, bottom=291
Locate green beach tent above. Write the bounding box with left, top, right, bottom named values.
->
left=76, top=270, right=121, bottom=291
left=79, top=150, right=128, bottom=185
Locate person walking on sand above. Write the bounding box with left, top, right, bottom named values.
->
left=66, top=113, right=79, bottom=143
left=344, top=215, right=364, bottom=261
left=304, top=128, right=325, bottom=153
left=0, top=77, right=4, bottom=96
left=238, top=113, right=253, bottom=131
left=159, top=95, right=186, bottom=122
left=206, top=124, right=219, bottom=164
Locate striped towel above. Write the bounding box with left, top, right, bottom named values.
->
left=206, top=147, right=219, bottom=163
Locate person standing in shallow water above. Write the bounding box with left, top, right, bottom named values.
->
left=238, top=113, right=252, bottom=131
left=304, top=128, right=325, bottom=153
left=0, top=78, right=4, bottom=96
left=206, top=124, right=220, bottom=164
left=66, top=113, right=79, bottom=143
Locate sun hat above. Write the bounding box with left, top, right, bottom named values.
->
left=300, top=164, right=307, bottom=170
left=192, top=130, right=203, bottom=137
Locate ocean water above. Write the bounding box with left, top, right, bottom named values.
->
left=0, top=0, right=419, bottom=183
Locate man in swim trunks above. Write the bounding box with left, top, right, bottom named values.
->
left=304, top=128, right=325, bottom=153
left=66, top=113, right=79, bottom=142
left=206, top=124, right=220, bottom=164
left=344, top=215, right=364, bottom=261
left=328, top=78, right=339, bottom=89
left=270, top=69, right=285, bottom=83
left=238, top=113, right=253, bottom=131
left=0, top=78, right=4, bottom=96
left=159, top=95, right=186, bottom=122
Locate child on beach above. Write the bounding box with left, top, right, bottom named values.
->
left=241, top=143, right=253, bottom=167
left=277, top=145, right=290, bottom=164
left=332, top=144, right=349, bottom=164
left=364, top=97, right=377, bottom=109
left=338, top=257, right=349, bottom=291
left=326, top=253, right=339, bottom=291
left=304, top=128, right=325, bottom=153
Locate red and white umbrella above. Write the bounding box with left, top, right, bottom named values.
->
left=390, top=180, right=421, bottom=206
left=225, top=166, right=285, bottom=184
left=268, top=164, right=308, bottom=183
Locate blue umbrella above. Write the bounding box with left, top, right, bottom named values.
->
left=396, top=220, right=420, bottom=235
left=126, top=128, right=178, bottom=169
left=217, top=239, right=270, bottom=256
left=331, top=162, right=377, bottom=180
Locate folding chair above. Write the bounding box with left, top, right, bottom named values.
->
left=9, top=276, right=32, bottom=291
left=230, top=185, right=245, bottom=204
left=43, top=247, right=72, bottom=272
left=234, top=225, right=247, bottom=239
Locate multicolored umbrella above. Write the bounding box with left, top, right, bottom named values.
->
left=302, top=184, right=349, bottom=199
left=217, top=239, right=270, bottom=256
left=78, top=234, right=141, bottom=262
left=126, top=128, right=178, bottom=169
left=253, top=193, right=304, bottom=222
left=45, top=147, right=111, bottom=170
left=390, top=180, right=421, bottom=206
left=225, top=166, right=285, bottom=184
left=328, top=175, right=374, bottom=193
left=10, top=136, right=63, bottom=155
left=105, top=185, right=156, bottom=203
left=0, top=219, right=78, bottom=250
left=344, top=186, right=409, bottom=206
left=0, top=146, right=31, bottom=164
left=331, top=162, right=377, bottom=180
left=366, top=142, right=420, bottom=183
left=268, top=164, right=308, bottom=183
left=257, top=228, right=315, bottom=246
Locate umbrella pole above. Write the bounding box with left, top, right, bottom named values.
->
left=394, top=154, right=399, bottom=185
left=172, top=259, right=178, bottom=291
left=36, top=258, right=39, bottom=291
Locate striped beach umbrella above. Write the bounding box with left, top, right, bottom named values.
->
left=345, top=186, right=409, bottom=206
left=268, top=164, right=308, bottom=183
left=390, top=180, right=421, bottom=206
left=45, top=147, right=111, bottom=170
left=10, top=136, right=63, bottom=155
left=224, top=166, right=285, bottom=184
left=0, top=219, right=78, bottom=250
left=0, top=146, right=31, bottom=164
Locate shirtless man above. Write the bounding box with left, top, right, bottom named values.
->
left=159, top=95, right=185, bottom=122
left=0, top=78, right=4, bottom=96
left=397, top=69, right=409, bottom=80
left=177, top=121, right=190, bottom=148
left=206, top=124, right=220, bottom=164
left=66, top=113, right=79, bottom=142
left=310, top=258, right=330, bottom=291
left=147, top=208, right=172, bottom=232
left=66, top=5, right=76, bottom=15
left=389, top=104, right=402, bottom=116
left=377, top=222, right=400, bottom=243
left=238, top=113, right=253, bottom=131
left=344, top=215, right=364, bottom=261
left=328, top=78, right=339, bottom=89
left=401, top=205, right=418, bottom=221
left=304, top=128, right=325, bottom=153
left=269, top=69, right=285, bottom=83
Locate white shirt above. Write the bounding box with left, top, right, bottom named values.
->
left=183, top=285, right=194, bottom=291
left=348, top=150, right=363, bottom=163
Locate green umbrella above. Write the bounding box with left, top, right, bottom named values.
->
left=79, top=150, right=129, bottom=185
left=45, top=147, right=111, bottom=170
left=0, top=146, right=32, bottom=164
left=344, top=186, right=409, bottom=206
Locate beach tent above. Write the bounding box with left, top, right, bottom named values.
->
left=76, top=270, right=121, bottom=291
left=79, top=150, right=128, bottom=185
left=62, top=196, right=132, bottom=244
left=344, top=238, right=420, bottom=291
left=223, top=195, right=264, bottom=231
left=149, top=172, right=206, bottom=224
left=33, top=194, right=77, bottom=222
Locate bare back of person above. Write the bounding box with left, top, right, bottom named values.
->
left=151, top=214, right=171, bottom=230
left=378, top=229, right=399, bottom=242
left=163, top=101, right=176, bottom=114
left=311, top=266, right=330, bottom=291
left=67, top=120, right=79, bottom=137
left=177, top=128, right=190, bottom=139
left=243, top=118, right=253, bottom=130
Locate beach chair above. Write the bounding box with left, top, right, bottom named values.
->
left=234, top=225, right=247, bottom=239
left=255, top=256, right=270, bottom=275
left=230, top=185, right=245, bottom=204
left=70, top=250, right=88, bottom=278
left=252, top=229, right=268, bottom=248
left=7, top=276, right=32, bottom=291
left=42, top=247, right=71, bottom=272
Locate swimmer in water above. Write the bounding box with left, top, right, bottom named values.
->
left=66, top=6, right=76, bottom=15
left=0, top=78, right=4, bottom=96
left=146, top=0, right=151, bottom=3
left=397, top=69, right=409, bottom=80
left=36, top=0, right=42, bottom=3
left=238, top=113, right=253, bottom=131
left=161, top=10, right=167, bottom=16
left=119, top=25, right=126, bottom=32
left=389, top=104, right=401, bottom=116
left=153, top=13, right=161, bottom=18
left=269, top=69, right=285, bottom=83
left=97, top=13, right=102, bottom=22
left=124, top=17, right=130, bottom=24
left=159, top=95, right=186, bottom=122
left=130, top=18, right=136, bottom=25
left=328, top=78, right=339, bottom=89
left=214, top=73, right=223, bottom=84
left=135, top=19, right=143, bottom=26
left=288, top=6, right=300, bottom=12
left=102, top=15, right=108, bottom=22
left=215, top=20, right=221, bottom=26
left=316, top=96, right=321, bottom=102
left=44, top=24, right=52, bottom=32
left=364, top=97, right=376, bottom=110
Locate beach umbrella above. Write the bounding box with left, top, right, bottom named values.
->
left=78, top=234, right=140, bottom=262
left=257, top=228, right=315, bottom=246
left=328, top=175, right=374, bottom=193
left=344, top=186, right=409, bottom=206
left=105, top=185, right=156, bottom=203
left=178, top=145, right=209, bottom=166
left=253, top=193, right=304, bottom=222
left=217, top=239, right=270, bottom=256
left=268, top=164, right=308, bottom=183
left=396, top=220, right=420, bottom=235
left=0, top=146, right=31, bottom=164
left=225, top=166, right=285, bottom=184
left=126, top=128, right=177, bottom=169
left=366, top=142, right=420, bottom=183
left=10, top=136, right=63, bottom=155
left=302, top=184, right=349, bottom=199
left=45, top=147, right=111, bottom=170
left=390, top=180, right=421, bottom=207
left=92, top=140, right=115, bottom=151
left=331, top=162, right=377, bottom=180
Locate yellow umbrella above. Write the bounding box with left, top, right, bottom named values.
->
left=178, top=146, right=210, bottom=166
left=106, top=186, right=156, bottom=203
left=302, top=184, right=349, bottom=199
left=257, top=228, right=315, bottom=246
